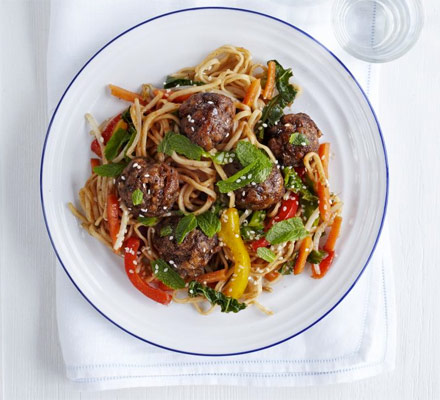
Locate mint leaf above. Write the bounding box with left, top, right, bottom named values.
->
left=204, top=150, right=236, bottom=165
left=265, top=217, right=308, bottom=245
left=257, top=247, right=277, bottom=262
left=158, top=132, right=204, bottom=160
left=164, top=76, right=205, bottom=89
left=138, top=216, right=158, bottom=226
left=289, top=132, right=309, bottom=146
left=283, top=167, right=318, bottom=202
left=175, top=214, right=198, bottom=244
left=307, top=249, right=328, bottom=264
left=160, top=225, right=173, bottom=237
left=187, top=281, right=247, bottom=313
left=131, top=189, right=143, bottom=206
left=216, top=142, right=273, bottom=193
left=151, top=259, right=185, bottom=289
left=196, top=212, right=221, bottom=238
left=93, top=162, right=127, bottom=177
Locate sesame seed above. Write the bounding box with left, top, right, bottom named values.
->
left=128, top=269, right=134, bottom=274
left=247, top=174, right=252, bottom=179
left=120, top=175, right=126, bottom=180
left=163, top=206, right=167, bottom=210
left=133, top=260, right=138, bottom=265
left=164, top=268, right=168, bottom=272
left=144, top=174, right=150, bottom=178
left=169, top=236, right=174, bottom=240
left=133, top=163, right=138, bottom=168
left=242, top=191, right=246, bottom=196
left=207, top=101, right=214, bottom=104
left=191, top=127, right=195, bottom=132
left=235, top=234, right=239, bottom=238
left=282, top=206, right=287, bottom=212
left=262, top=123, right=268, bottom=128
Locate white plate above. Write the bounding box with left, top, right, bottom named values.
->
left=41, top=7, right=388, bottom=356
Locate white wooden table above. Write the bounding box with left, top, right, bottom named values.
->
left=1, top=1, right=439, bottom=399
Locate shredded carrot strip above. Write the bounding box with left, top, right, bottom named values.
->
left=324, top=216, right=342, bottom=252
left=262, top=61, right=276, bottom=100
left=318, top=182, right=331, bottom=222
left=319, top=143, right=330, bottom=178
left=196, top=269, right=227, bottom=283
left=109, top=84, right=146, bottom=105
left=294, top=236, right=313, bottom=275
left=243, top=78, right=261, bottom=106
left=265, top=270, right=280, bottom=282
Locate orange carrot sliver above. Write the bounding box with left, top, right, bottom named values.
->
left=265, top=270, right=280, bottom=282
left=318, top=182, right=331, bottom=222
left=196, top=269, right=227, bottom=284
left=243, top=78, right=261, bottom=106
left=324, top=216, right=343, bottom=252
left=262, top=61, right=276, bottom=100
left=319, top=143, right=330, bottom=178
left=294, top=236, right=313, bottom=275
left=109, top=84, right=146, bottom=105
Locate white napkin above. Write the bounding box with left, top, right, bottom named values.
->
left=49, top=0, right=396, bottom=390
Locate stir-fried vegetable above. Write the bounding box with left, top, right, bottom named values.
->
left=324, top=216, right=342, bottom=252
left=218, top=208, right=251, bottom=299
left=109, top=84, right=146, bottom=105
left=293, top=236, right=313, bottom=274
left=187, top=281, right=247, bottom=313
left=107, top=193, right=121, bottom=251
left=311, top=251, right=335, bottom=279
left=124, top=238, right=172, bottom=304
left=262, top=60, right=276, bottom=100
left=243, top=78, right=261, bottom=106
left=196, top=269, right=227, bottom=284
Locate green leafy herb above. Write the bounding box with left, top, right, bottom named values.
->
left=196, top=211, right=221, bottom=238
left=175, top=214, right=198, bottom=244
left=307, top=249, right=328, bottom=264
left=104, top=128, right=130, bottom=160
left=120, top=107, right=137, bottom=161
left=279, top=259, right=295, bottom=275
left=131, top=189, right=143, bottom=206
left=159, top=225, right=173, bottom=237
left=257, top=247, right=277, bottom=263
left=248, top=210, right=266, bottom=229
left=216, top=141, right=273, bottom=193
left=151, top=259, right=185, bottom=289
left=206, top=150, right=236, bottom=165
left=158, top=132, right=204, bottom=160
left=265, top=217, right=308, bottom=245
left=93, top=162, right=127, bottom=177
left=137, top=216, right=158, bottom=226
left=164, top=76, right=205, bottom=89
left=187, top=281, right=247, bottom=313
left=283, top=167, right=318, bottom=202
left=257, top=60, right=298, bottom=139
left=289, top=132, right=309, bottom=146
left=240, top=226, right=264, bottom=241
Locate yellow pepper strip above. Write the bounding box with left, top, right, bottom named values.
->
left=218, top=208, right=251, bottom=299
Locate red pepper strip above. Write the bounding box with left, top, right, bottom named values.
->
left=294, top=166, right=306, bottom=182
left=91, top=113, right=122, bottom=157
left=250, top=194, right=300, bottom=251
left=265, top=193, right=299, bottom=231
left=311, top=250, right=335, bottom=279
left=107, top=193, right=120, bottom=251
left=90, top=158, right=100, bottom=173
left=124, top=238, right=172, bottom=305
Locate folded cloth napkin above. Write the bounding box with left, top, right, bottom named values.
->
left=49, top=0, right=396, bottom=390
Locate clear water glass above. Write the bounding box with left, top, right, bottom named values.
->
left=332, top=0, right=424, bottom=62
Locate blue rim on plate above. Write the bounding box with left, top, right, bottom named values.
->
left=40, top=6, right=389, bottom=357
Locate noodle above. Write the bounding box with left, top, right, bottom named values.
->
left=69, top=45, right=343, bottom=315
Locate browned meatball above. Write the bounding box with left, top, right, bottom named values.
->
left=116, top=158, right=179, bottom=217
left=179, top=92, right=235, bottom=151
left=267, top=113, right=322, bottom=167
left=151, top=217, right=220, bottom=279
left=225, top=162, right=285, bottom=210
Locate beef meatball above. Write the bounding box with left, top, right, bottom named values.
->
left=151, top=217, right=220, bottom=278
left=116, top=158, right=179, bottom=217
left=179, top=92, right=235, bottom=151
left=225, top=162, right=285, bottom=210
left=266, top=113, right=322, bottom=167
